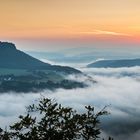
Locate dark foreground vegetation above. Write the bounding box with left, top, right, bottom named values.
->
left=0, top=98, right=113, bottom=140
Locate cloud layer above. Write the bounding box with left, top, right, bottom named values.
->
left=0, top=67, right=140, bottom=139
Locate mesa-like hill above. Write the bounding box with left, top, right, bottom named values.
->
left=0, top=42, right=80, bottom=74
left=0, top=41, right=86, bottom=92
left=87, top=58, right=140, bottom=68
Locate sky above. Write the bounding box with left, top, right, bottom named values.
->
left=1, top=0, right=140, bottom=50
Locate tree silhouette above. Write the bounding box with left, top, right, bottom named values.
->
left=0, top=98, right=113, bottom=140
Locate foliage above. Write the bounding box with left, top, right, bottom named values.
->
left=0, top=98, right=113, bottom=140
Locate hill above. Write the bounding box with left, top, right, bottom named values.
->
left=0, top=42, right=80, bottom=74
left=87, top=58, right=140, bottom=68
left=0, top=42, right=85, bottom=92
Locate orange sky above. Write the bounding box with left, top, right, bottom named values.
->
left=1, top=0, right=140, bottom=42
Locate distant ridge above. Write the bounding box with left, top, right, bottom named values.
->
left=87, top=58, right=140, bottom=68
left=0, top=42, right=80, bottom=74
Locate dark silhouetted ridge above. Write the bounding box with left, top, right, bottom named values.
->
left=0, top=42, right=16, bottom=50
left=0, top=42, right=81, bottom=74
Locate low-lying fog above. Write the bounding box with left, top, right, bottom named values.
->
left=0, top=66, right=140, bottom=140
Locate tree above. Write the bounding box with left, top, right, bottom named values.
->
left=0, top=98, right=113, bottom=140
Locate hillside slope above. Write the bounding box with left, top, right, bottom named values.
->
left=0, top=42, right=80, bottom=74
left=87, top=59, right=140, bottom=68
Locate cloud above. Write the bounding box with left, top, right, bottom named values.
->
left=40, top=59, right=55, bottom=65
left=80, top=30, right=131, bottom=36
left=81, top=66, right=140, bottom=78
left=0, top=67, right=140, bottom=140
left=40, top=58, right=90, bottom=68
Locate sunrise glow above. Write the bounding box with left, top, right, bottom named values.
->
left=1, top=0, right=140, bottom=42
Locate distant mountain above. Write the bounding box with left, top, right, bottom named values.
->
left=0, top=42, right=80, bottom=74
left=87, top=58, right=140, bottom=68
